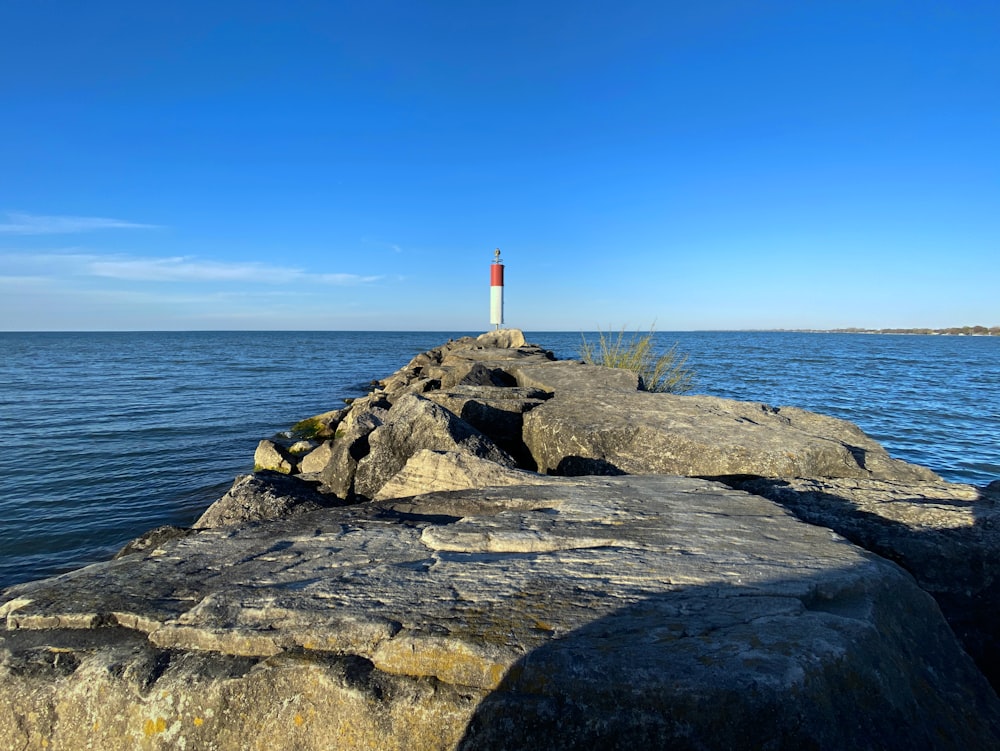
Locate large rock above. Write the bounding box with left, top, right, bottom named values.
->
left=353, top=394, right=517, bottom=499
left=376, top=329, right=550, bottom=397
left=734, top=475, right=1000, bottom=690
left=516, top=361, right=939, bottom=481
left=475, top=329, right=526, bottom=348
left=2, top=476, right=998, bottom=749
left=290, top=408, right=347, bottom=440
left=316, top=395, right=392, bottom=498
left=513, top=359, right=641, bottom=393
left=424, top=385, right=548, bottom=469
left=252, top=439, right=294, bottom=474
left=374, top=450, right=551, bottom=501
left=194, top=471, right=338, bottom=529
left=297, top=439, right=335, bottom=474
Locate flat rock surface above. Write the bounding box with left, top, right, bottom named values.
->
left=516, top=360, right=939, bottom=481
left=736, top=475, right=1000, bottom=689
left=3, top=476, right=998, bottom=749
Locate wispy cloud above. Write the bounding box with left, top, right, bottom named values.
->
left=88, top=256, right=301, bottom=283
left=0, top=211, right=160, bottom=235
left=0, top=251, right=382, bottom=286
left=362, top=237, right=404, bottom=254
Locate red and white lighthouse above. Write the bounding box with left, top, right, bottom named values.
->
left=490, top=248, right=504, bottom=329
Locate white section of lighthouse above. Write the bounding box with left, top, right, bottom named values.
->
left=490, top=248, right=504, bottom=330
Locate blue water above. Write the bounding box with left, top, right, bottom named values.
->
left=1, top=330, right=998, bottom=590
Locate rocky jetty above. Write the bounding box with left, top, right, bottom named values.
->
left=3, top=330, right=1000, bottom=750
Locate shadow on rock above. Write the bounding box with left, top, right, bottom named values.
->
left=727, top=476, right=1000, bottom=693
left=456, top=566, right=1000, bottom=751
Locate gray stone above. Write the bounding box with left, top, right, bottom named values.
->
left=520, top=369, right=939, bottom=481
left=424, top=385, right=548, bottom=469
left=252, top=439, right=294, bottom=474
left=374, top=450, right=552, bottom=501
left=290, top=408, right=347, bottom=440
left=733, top=475, right=1000, bottom=690
left=297, top=440, right=335, bottom=474
left=374, top=330, right=551, bottom=397
left=288, top=440, right=316, bottom=455
left=2, top=476, right=998, bottom=749
left=513, top=359, right=641, bottom=393
left=475, top=329, right=526, bottom=348
left=193, top=472, right=337, bottom=529
left=318, top=410, right=384, bottom=499
left=114, top=526, right=193, bottom=559
left=354, top=394, right=517, bottom=499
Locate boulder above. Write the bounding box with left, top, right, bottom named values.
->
left=252, top=439, right=294, bottom=474
left=2, top=476, right=998, bottom=749
left=733, top=475, right=1000, bottom=690
left=424, top=385, right=549, bottom=469
left=518, top=362, right=939, bottom=481
left=374, top=330, right=550, bottom=397
left=288, top=440, right=316, bottom=455
left=454, top=362, right=517, bottom=387
left=513, top=359, right=641, bottom=393
left=114, top=526, right=193, bottom=559
left=317, top=410, right=384, bottom=499
left=353, top=394, right=517, bottom=499
left=475, top=329, right=526, bottom=348
left=297, top=440, right=335, bottom=474
left=310, top=394, right=391, bottom=500
left=193, top=472, right=337, bottom=529
left=290, top=408, right=347, bottom=440
left=374, top=450, right=551, bottom=501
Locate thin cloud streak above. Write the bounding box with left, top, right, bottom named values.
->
left=0, top=251, right=382, bottom=286
left=0, top=212, right=161, bottom=234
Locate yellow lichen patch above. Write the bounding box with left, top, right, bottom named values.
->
left=373, top=634, right=514, bottom=689
left=143, top=717, right=168, bottom=736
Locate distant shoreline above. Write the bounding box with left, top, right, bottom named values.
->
left=785, top=326, right=1000, bottom=336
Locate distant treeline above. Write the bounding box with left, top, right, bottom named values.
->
left=829, top=326, right=1000, bottom=336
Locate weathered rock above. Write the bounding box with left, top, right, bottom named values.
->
left=454, top=362, right=517, bottom=387
left=193, top=472, right=338, bottom=529
left=517, top=360, right=939, bottom=481
left=317, top=398, right=391, bottom=498
left=373, top=330, right=550, bottom=397
left=288, top=440, right=316, bottom=455
left=114, top=526, right=193, bottom=559
left=252, top=439, right=294, bottom=474
left=354, top=394, right=517, bottom=499
left=2, top=476, right=998, bottom=749
left=374, top=450, right=551, bottom=501
left=297, top=440, right=335, bottom=474
left=513, top=359, right=641, bottom=393
left=424, top=385, right=549, bottom=469
left=290, top=408, right=347, bottom=440
left=733, top=475, right=1000, bottom=690
left=475, top=329, right=526, bottom=348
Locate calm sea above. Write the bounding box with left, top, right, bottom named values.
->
left=1, top=330, right=998, bottom=590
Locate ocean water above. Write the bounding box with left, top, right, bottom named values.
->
left=1, top=330, right=997, bottom=590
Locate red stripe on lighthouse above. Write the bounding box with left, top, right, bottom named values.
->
left=491, top=264, right=504, bottom=286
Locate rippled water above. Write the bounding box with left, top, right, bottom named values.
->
left=1, top=330, right=997, bottom=589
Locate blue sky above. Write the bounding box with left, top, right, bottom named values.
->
left=1, top=1, right=997, bottom=331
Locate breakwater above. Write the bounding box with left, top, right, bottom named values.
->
left=2, top=330, right=999, bottom=750
left=1, top=330, right=997, bottom=589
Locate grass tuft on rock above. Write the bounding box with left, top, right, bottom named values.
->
left=580, top=326, right=694, bottom=393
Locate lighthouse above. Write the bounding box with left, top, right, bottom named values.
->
left=490, top=248, right=504, bottom=330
